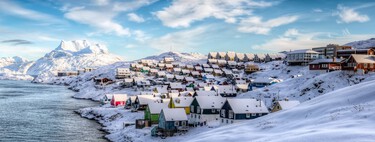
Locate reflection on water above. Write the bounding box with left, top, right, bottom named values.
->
left=0, top=80, right=107, bottom=142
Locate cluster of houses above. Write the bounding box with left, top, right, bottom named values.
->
left=287, top=44, right=375, bottom=74
left=56, top=68, right=96, bottom=77
left=103, top=90, right=299, bottom=137
left=96, top=56, right=292, bottom=138
left=207, top=51, right=285, bottom=64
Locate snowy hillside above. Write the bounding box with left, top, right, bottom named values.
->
left=344, top=38, right=375, bottom=49
left=239, top=61, right=375, bottom=108
left=189, top=80, right=375, bottom=142
left=28, top=40, right=123, bottom=78
left=143, top=52, right=206, bottom=63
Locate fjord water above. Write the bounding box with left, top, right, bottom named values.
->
left=0, top=80, right=107, bottom=142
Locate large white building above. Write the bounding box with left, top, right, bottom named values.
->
left=287, top=49, right=319, bottom=66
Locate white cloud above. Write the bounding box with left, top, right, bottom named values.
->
left=113, top=0, right=158, bottom=12
left=155, top=0, right=276, bottom=28
left=127, top=13, right=145, bottom=23
left=312, top=8, right=323, bottom=13
left=65, top=10, right=130, bottom=36
left=0, top=44, right=51, bottom=60
left=149, top=26, right=207, bottom=51
left=253, top=29, right=375, bottom=51
left=237, top=15, right=298, bottom=34
left=334, top=5, right=369, bottom=23
left=133, top=30, right=150, bottom=42
left=0, top=0, right=63, bottom=24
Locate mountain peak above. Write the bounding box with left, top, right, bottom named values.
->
left=46, top=40, right=109, bottom=58
left=345, top=38, right=375, bottom=49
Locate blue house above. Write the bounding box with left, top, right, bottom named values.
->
left=251, top=77, right=278, bottom=88
left=220, top=99, right=269, bottom=124
left=157, top=108, right=188, bottom=136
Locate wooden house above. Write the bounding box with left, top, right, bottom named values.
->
left=341, top=54, right=375, bottom=74
left=168, top=83, right=185, bottom=92
left=165, top=74, right=175, bottom=82
left=101, top=94, right=113, bottom=104
left=168, top=97, right=194, bottom=114
left=208, top=52, right=218, bottom=59
left=217, top=85, right=237, bottom=97
left=164, top=57, right=175, bottom=64
left=207, top=59, right=218, bottom=65
left=158, top=63, right=166, bottom=70
left=309, top=58, right=342, bottom=74
left=174, top=75, right=184, bottom=82
left=183, top=77, right=195, bottom=84
left=116, top=68, right=131, bottom=79
left=213, top=69, right=223, bottom=76
left=134, top=95, right=159, bottom=110
left=173, top=68, right=181, bottom=73
left=217, top=52, right=227, bottom=60
left=235, top=84, right=249, bottom=93
left=244, top=53, right=254, bottom=62
left=216, top=59, right=227, bottom=67
left=186, top=65, right=194, bottom=70
left=145, top=102, right=169, bottom=124
left=202, top=74, right=215, bottom=82
left=220, top=99, right=268, bottom=124
left=165, top=64, right=174, bottom=72
left=245, top=64, right=259, bottom=74
left=227, top=61, right=237, bottom=69
left=125, top=96, right=137, bottom=109
left=225, top=52, right=236, bottom=61
left=235, top=53, right=245, bottom=62
left=190, top=71, right=201, bottom=78
left=149, top=69, right=158, bottom=76
left=271, top=100, right=300, bottom=112
left=251, top=77, right=278, bottom=88
left=194, top=66, right=203, bottom=72
left=211, top=64, right=220, bottom=69
left=254, top=54, right=266, bottom=63
left=203, top=68, right=214, bottom=73
left=157, top=71, right=166, bottom=78
left=202, top=64, right=210, bottom=68
left=190, top=96, right=225, bottom=125
left=180, top=69, right=191, bottom=75
left=111, top=94, right=128, bottom=107
left=156, top=108, right=188, bottom=136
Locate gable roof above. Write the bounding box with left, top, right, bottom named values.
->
left=194, top=91, right=217, bottom=96
left=112, top=94, right=128, bottom=101
left=195, top=96, right=225, bottom=109
left=350, top=54, right=375, bottom=63
left=227, top=99, right=268, bottom=114
left=171, top=97, right=194, bottom=107
left=217, top=85, right=236, bottom=94
left=161, top=108, right=188, bottom=121
left=137, top=95, right=158, bottom=105
left=148, top=102, right=169, bottom=114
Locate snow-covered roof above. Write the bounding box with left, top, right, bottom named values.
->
left=218, top=52, right=226, bottom=57
left=211, top=64, right=220, bottom=69
left=195, top=66, right=203, bottom=70
left=235, top=53, right=245, bottom=59
left=288, top=49, right=319, bottom=54
left=277, top=100, right=300, bottom=110
left=148, top=102, right=169, bottom=114
left=181, top=69, right=191, bottom=74
left=174, top=75, right=184, bottom=80
left=214, top=69, right=223, bottom=74
left=209, top=52, right=218, bottom=57
left=137, top=95, right=158, bottom=105
left=104, top=94, right=113, bottom=99
left=155, top=86, right=168, bottom=94
left=350, top=54, right=375, bottom=63
left=184, top=77, right=195, bottom=82
left=191, top=71, right=200, bottom=75
left=169, top=83, right=185, bottom=89
left=150, top=69, right=158, bottom=73
left=227, top=61, right=237, bottom=65
left=166, top=74, right=174, bottom=79
left=203, top=74, right=215, bottom=79
left=226, top=52, right=236, bottom=58
left=112, top=94, right=128, bottom=101
left=309, top=58, right=342, bottom=64
left=208, top=59, right=218, bottom=63
left=171, top=97, right=194, bottom=107
left=186, top=65, right=194, bottom=69
left=245, top=53, right=255, bottom=59
left=255, top=54, right=266, bottom=59
left=204, top=68, right=214, bottom=72
left=195, top=91, right=217, bottom=96
left=165, top=64, right=173, bottom=68
left=173, top=68, right=182, bottom=72
left=253, top=77, right=276, bottom=83
left=217, top=60, right=227, bottom=64
left=195, top=96, right=225, bottom=109
left=217, top=85, right=236, bottom=94
left=157, top=71, right=166, bottom=76
left=227, top=99, right=269, bottom=114
left=161, top=108, right=188, bottom=121
left=202, top=64, right=210, bottom=68
left=236, top=84, right=249, bottom=90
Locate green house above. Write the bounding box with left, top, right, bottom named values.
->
left=145, top=102, right=169, bottom=124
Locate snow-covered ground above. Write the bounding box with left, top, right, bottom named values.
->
left=189, top=79, right=375, bottom=142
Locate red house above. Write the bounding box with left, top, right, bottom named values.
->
left=111, top=94, right=128, bottom=107
left=309, top=58, right=342, bottom=74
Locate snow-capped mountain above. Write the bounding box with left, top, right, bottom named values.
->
left=344, top=38, right=375, bottom=49
left=0, top=56, right=34, bottom=74
left=28, top=40, right=123, bottom=77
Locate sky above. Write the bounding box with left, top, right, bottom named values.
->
left=0, top=0, right=375, bottom=61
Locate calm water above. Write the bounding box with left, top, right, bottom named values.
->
left=0, top=80, right=107, bottom=142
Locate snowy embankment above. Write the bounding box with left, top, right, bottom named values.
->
left=189, top=79, right=375, bottom=142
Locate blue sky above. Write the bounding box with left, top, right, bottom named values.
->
left=0, top=0, right=374, bottom=61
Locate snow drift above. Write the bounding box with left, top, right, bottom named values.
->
left=189, top=80, right=375, bottom=142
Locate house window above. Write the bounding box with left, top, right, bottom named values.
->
left=251, top=113, right=256, bottom=117
left=246, top=113, right=250, bottom=118
left=364, top=63, right=368, bottom=68
left=197, top=106, right=201, bottom=113
left=212, top=109, right=215, bottom=113
left=175, top=121, right=179, bottom=126
left=229, top=110, right=233, bottom=119
left=181, top=121, right=186, bottom=126
left=221, top=109, right=225, bottom=117
left=191, top=105, right=194, bottom=113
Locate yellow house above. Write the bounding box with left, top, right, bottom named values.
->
left=168, top=97, right=194, bottom=114
left=271, top=100, right=300, bottom=112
